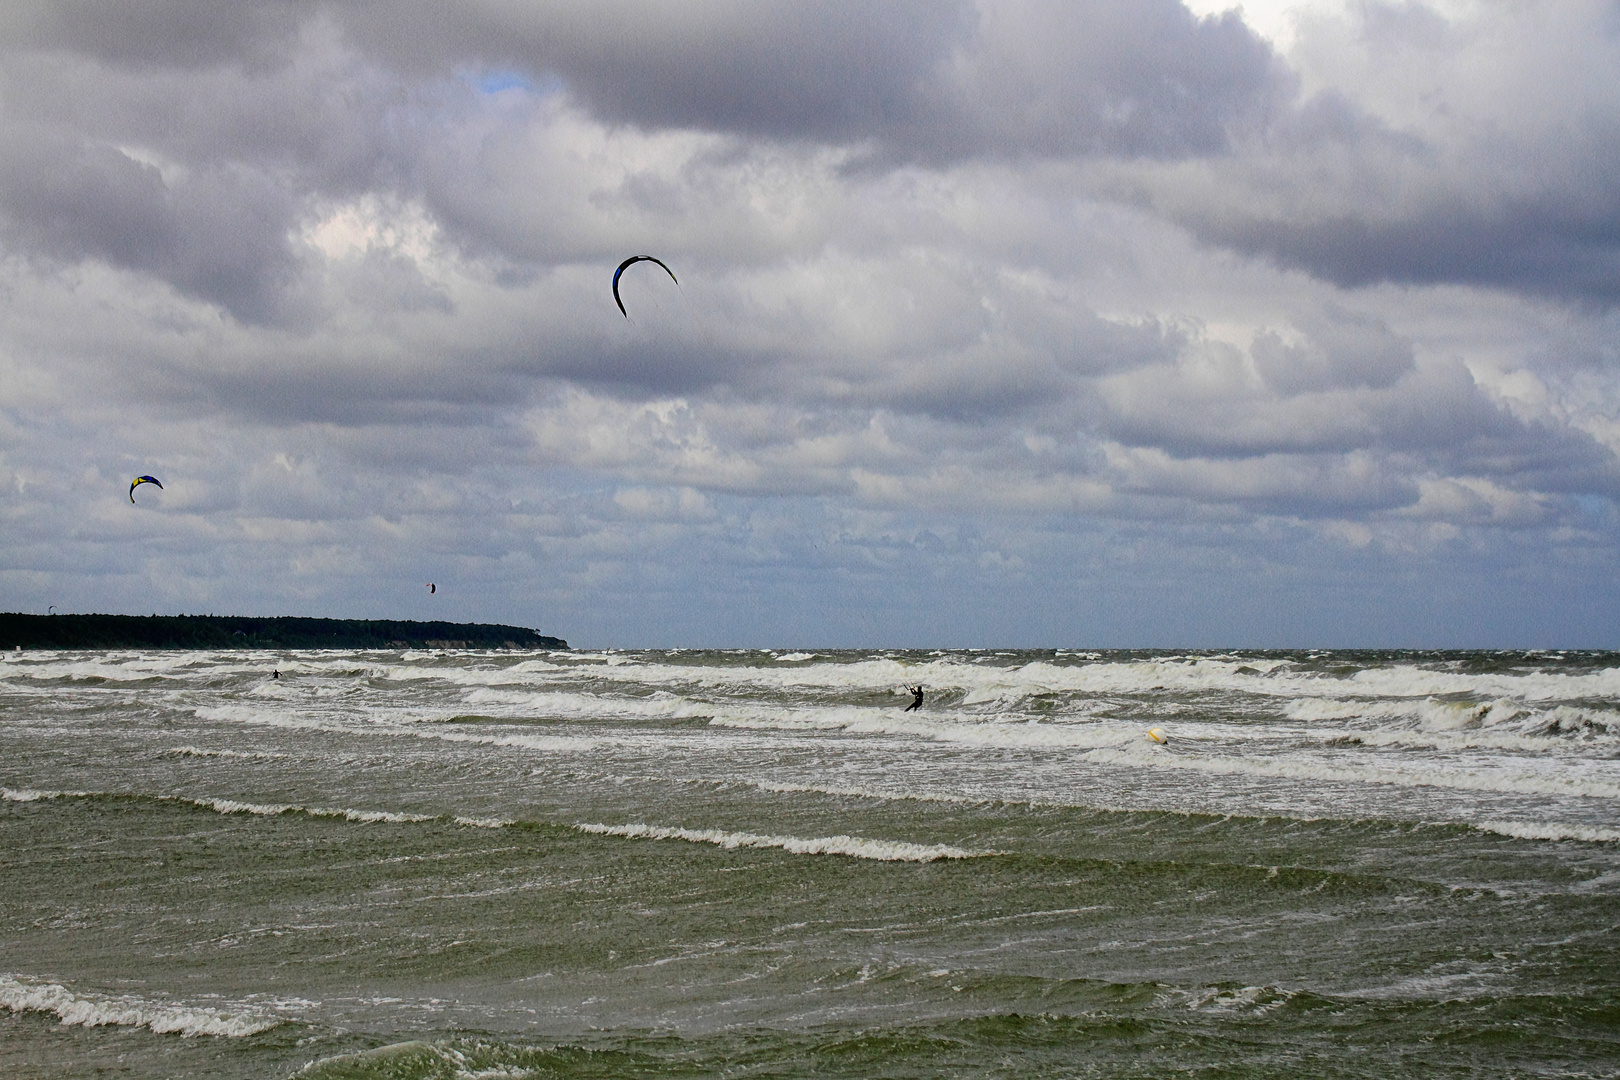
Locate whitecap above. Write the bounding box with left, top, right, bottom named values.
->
left=4, top=788, right=440, bottom=826
left=0, top=974, right=278, bottom=1037
left=452, top=815, right=515, bottom=829
left=179, top=797, right=436, bottom=824
left=1179, top=984, right=1296, bottom=1014
left=573, top=822, right=990, bottom=862
left=161, top=746, right=282, bottom=760
left=2, top=787, right=87, bottom=802
left=1473, top=819, right=1620, bottom=844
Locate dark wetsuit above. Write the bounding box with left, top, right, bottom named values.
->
left=904, top=685, right=924, bottom=712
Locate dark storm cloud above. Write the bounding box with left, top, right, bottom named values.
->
left=329, top=0, right=1290, bottom=161
left=0, top=17, right=408, bottom=324
left=6, top=0, right=1618, bottom=314
left=0, top=35, right=408, bottom=325
left=1186, top=192, right=1620, bottom=307
left=1124, top=1, right=1620, bottom=307
left=0, top=121, right=308, bottom=324
left=8, top=0, right=1286, bottom=163
left=0, top=0, right=312, bottom=71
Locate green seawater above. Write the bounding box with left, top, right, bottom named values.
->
left=1, top=649, right=1617, bottom=1077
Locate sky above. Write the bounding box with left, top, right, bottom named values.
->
left=2, top=0, right=1619, bottom=648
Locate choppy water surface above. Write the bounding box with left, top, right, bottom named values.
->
left=2, top=648, right=1617, bottom=1078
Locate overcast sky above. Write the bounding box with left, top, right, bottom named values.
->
left=2, top=0, right=1618, bottom=647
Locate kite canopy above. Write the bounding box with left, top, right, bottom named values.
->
left=612, top=255, right=678, bottom=318
left=129, top=475, right=163, bottom=503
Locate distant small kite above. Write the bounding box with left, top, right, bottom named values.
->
left=612, top=255, right=678, bottom=318
left=129, top=475, right=163, bottom=503
left=427, top=583, right=436, bottom=594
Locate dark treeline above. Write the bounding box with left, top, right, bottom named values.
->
left=1, top=614, right=566, bottom=651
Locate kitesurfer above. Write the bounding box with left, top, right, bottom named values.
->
left=272, top=670, right=280, bottom=680
left=129, top=475, right=163, bottom=503
left=904, top=685, right=924, bottom=712
left=612, top=255, right=678, bottom=318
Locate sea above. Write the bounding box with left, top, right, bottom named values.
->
left=1, top=648, right=1617, bottom=1079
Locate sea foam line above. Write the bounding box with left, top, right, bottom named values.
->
left=0, top=975, right=278, bottom=1037
left=747, top=779, right=985, bottom=805
left=2, top=787, right=92, bottom=802
left=1081, top=745, right=1620, bottom=801
left=573, top=822, right=989, bottom=862
left=192, top=705, right=603, bottom=752
left=193, top=798, right=436, bottom=824
left=753, top=781, right=1620, bottom=844
left=0, top=787, right=508, bottom=827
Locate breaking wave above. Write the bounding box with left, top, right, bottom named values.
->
left=0, top=974, right=278, bottom=1037
left=573, top=822, right=990, bottom=862
left=0, top=787, right=502, bottom=827
left=1473, top=819, right=1620, bottom=844
left=160, top=745, right=283, bottom=760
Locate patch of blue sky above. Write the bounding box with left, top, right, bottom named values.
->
left=466, top=69, right=563, bottom=97
left=1575, top=494, right=1612, bottom=517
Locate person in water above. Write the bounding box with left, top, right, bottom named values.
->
left=904, top=685, right=924, bottom=712
left=272, top=670, right=280, bottom=680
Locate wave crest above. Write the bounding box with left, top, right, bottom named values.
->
left=573, top=822, right=990, bottom=862
left=0, top=975, right=278, bottom=1037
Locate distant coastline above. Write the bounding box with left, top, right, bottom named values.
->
left=0, top=613, right=566, bottom=651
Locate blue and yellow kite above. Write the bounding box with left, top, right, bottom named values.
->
left=129, top=475, right=163, bottom=503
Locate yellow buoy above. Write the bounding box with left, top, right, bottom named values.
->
left=1146, top=728, right=1167, bottom=744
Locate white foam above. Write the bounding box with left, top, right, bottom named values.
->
left=1180, top=984, right=1295, bottom=1014
left=1473, top=820, right=1620, bottom=844
left=188, top=798, right=436, bottom=824
left=17, top=649, right=1620, bottom=856
left=573, top=822, right=989, bottom=862
left=1286, top=697, right=1618, bottom=749
left=191, top=705, right=604, bottom=753
left=452, top=815, right=515, bottom=829
left=738, top=779, right=1620, bottom=844
left=1342, top=965, right=1508, bottom=1002
left=1081, top=744, right=1620, bottom=800
left=708, top=707, right=1141, bottom=749
left=749, top=779, right=985, bottom=806
left=455, top=687, right=697, bottom=722
left=294, top=1041, right=444, bottom=1077
left=162, top=746, right=282, bottom=760
left=37, top=647, right=1608, bottom=712
left=0, top=974, right=278, bottom=1037
left=3, top=788, right=437, bottom=825
left=538, top=653, right=1620, bottom=711
left=2, top=787, right=88, bottom=802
